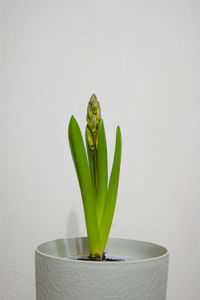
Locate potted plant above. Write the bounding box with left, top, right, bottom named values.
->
left=35, top=94, right=169, bottom=300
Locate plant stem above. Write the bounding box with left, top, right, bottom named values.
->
left=93, top=133, right=98, bottom=188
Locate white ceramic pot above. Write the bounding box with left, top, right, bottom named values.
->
left=35, top=237, right=169, bottom=300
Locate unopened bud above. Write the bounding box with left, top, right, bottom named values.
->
left=86, top=94, right=101, bottom=134
left=86, top=126, right=94, bottom=149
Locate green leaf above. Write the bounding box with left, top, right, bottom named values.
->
left=68, top=116, right=102, bottom=255
left=85, top=126, right=96, bottom=193
left=100, top=126, right=122, bottom=250
left=96, top=120, right=108, bottom=225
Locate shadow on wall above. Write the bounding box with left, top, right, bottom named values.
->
left=66, top=209, right=84, bottom=255
left=66, top=209, right=82, bottom=238
left=53, top=209, right=83, bottom=257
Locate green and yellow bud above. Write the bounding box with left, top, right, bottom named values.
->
left=86, top=126, right=94, bottom=150
left=87, top=94, right=101, bottom=135
left=90, top=94, right=99, bottom=112
left=88, top=116, right=97, bottom=134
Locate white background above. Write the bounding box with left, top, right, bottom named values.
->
left=1, top=0, right=200, bottom=299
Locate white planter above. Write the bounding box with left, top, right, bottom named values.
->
left=35, top=237, right=169, bottom=300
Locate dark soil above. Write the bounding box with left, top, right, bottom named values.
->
left=72, top=252, right=125, bottom=262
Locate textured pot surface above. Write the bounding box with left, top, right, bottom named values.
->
left=35, top=237, right=169, bottom=300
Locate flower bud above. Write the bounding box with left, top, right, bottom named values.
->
left=87, top=94, right=101, bottom=134
left=86, top=126, right=94, bottom=149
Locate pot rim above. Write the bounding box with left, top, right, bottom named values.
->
left=35, top=236, right=169, bottom=264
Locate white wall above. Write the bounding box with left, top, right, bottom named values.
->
left=1, top=0, right=200, bottom=299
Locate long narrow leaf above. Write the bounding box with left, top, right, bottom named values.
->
left=96, top=120, right=108, bottom=225
left=85, top=127, right=96, bottom=193
left=68, top=116, right=102, bottom=255
left=100, top=126, right=122, bottom=250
